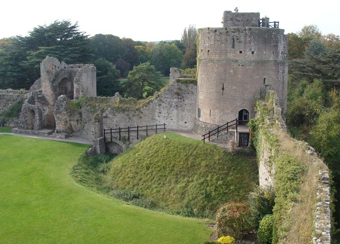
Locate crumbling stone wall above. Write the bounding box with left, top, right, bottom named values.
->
left=254, top=90, right=331, bottom=243
left=69, top=81, right=197, bottom=141
left=0, top=90, right=28, bottom=126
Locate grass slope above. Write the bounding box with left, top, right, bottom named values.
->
left=108, top=133, right=258, bottom=218
left=0, top=135, right=211, bottom=244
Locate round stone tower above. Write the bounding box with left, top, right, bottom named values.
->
left=195, top=11, right=288, bottom=132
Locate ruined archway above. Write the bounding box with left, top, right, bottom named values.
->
left=27, top=109, right=35, bottom=130
left=105, top=141, right=125, bottom=154
left=59, top=78, right=74, bottom=99
left=238, top=109, right=249, bottom=125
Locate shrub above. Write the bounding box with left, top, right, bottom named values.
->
left=216, top=202, right=250, bottom=239
left=217, top=235, right=235, bottom=244
left=257, top=214, right=274, bottom=244
left=247, top=186, right=275, bottom=230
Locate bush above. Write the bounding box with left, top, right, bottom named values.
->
left=217, top=235, right=235, bottom=244
left=216, top=202, right=250, bottom=239
left=247, top=187, right=275, bottom=230
left=257, top=214, right=274, bottom=244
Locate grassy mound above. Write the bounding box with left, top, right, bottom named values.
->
left=107, top=133, right=258, bottom=218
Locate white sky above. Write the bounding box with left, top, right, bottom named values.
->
left=1, top=0, right=340, bottom=41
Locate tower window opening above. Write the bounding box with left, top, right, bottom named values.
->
left=238, top=109, right=249, bottom=125
left=252, top=51, right=255, bottom=54
left=239, top=51, right=243, bottom=54
left=222, top=83, right=225, bottom=95
left=263, top=78, right=266, bottom=84
left=232, top=38, right=235, bottom=49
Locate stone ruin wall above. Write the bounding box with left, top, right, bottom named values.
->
left=0, top=89, right=28, bottom=126
left=38, top=56, right=96, bottom=128
left=257, top=91, right=331, bottom=244
left=69, top=81, right=197, bottom=141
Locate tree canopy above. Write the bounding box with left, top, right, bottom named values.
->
left=150, top=42, right=183, bottom=76
left=123, top=62, right=162, bottom=99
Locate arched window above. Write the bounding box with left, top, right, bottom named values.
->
left=59, top=78, right=74, bottom=99
left=238, top=109, right=249, bottom=125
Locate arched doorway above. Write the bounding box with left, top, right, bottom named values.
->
left=27, top=109, right=35, bottom=130
left=238, top=109, right=249, bottom=125
left=59, top=78, right=74, bottom=99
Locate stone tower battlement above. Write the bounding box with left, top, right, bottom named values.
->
left=195, top=11, right=288, bottom=132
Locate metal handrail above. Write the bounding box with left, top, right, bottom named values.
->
left=202, top=118, right=238, bottom=143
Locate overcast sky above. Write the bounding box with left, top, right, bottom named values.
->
left=1, top=0, right=339, bottom=41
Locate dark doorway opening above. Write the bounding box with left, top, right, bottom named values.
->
left=28, top=109, right=35, bottom=130
left=239, top=132, right=249, bottom=147
left=59, top=78, right=74, bottom=99
left=238, top=109, right=249, bottom=125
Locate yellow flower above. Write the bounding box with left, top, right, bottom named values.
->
left=217, top=235, right=235, bottom=244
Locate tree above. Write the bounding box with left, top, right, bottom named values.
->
left=150, top=42, right=183, bottom=76
left=182, top=44, right=197, bottom=68
left=24, top=20, right=91, bottom=74
left=0, top=38, right=29, bottom=89
left=0, top=20, right=91, bottom=89
left=181, top=25, right=197, bottom=69
left=181, top=25, right=197, bottom=50
left=122, top=38, right=138, bottom=69
left=123, top=62, right=162, bottom=99
left=288, top=33, right=305, bottom=59
left=298, top=25, right=321, bottom=41
left=94, top=58, right=121, bottom=96
left=90, top=34, right=127, bottom=64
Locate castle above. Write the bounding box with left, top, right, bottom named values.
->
left=4, top=10, right=287, bottom=148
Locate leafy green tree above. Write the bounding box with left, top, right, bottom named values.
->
left=0, top=21, right=91, bottom=89
left=181, top=25, right=197, bottom=50
left=24, top=21, right=91, bottom=74
left=135, top=42, right=154, bottom=64
left=287, top=33, right=305, bottom=60
left=0, top=38, right=29, bottom=89
left=94, top=58, right=121, bottom=96
left=123, top=62, right=162, bottom=99
left=182, top=45, right=197, bottom=68
left=298, top=25, right=321, bottom=42
left=90, top=34, right=127, bottom=64
left=287, top=79, right=326, bottom=133
left=122, top=38, right=138, bottom=68
left=150, top=42, right=183, bottom=76
left=181, top=25, right=197, bottom=69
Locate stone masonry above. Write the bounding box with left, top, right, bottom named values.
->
left=195, top=11, right=288, bottom=132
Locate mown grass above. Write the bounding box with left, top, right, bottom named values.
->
left=0, top=135, right=211, bottom=244
left=105, top=133, right=258, bottom=218
left=0, top=126, right=12, bottom=132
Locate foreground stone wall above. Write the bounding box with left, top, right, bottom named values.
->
left=254, top=90, right=331, bottom=243
left=0, top=89, right=28, bottom=126
left=68, top=81, right=197, bottom=141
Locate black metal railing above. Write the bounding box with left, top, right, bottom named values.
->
left=202, top=118, right=238, bottom=143
left=104, top=123, right=166, bottom=142
left=258, top=19, right=279, bottom=28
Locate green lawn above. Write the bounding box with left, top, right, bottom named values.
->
left=0, top=135, right=211, bottom=244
